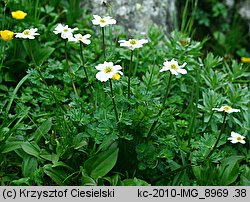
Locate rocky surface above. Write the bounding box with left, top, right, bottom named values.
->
left=86, top=0, right=177, bottom=34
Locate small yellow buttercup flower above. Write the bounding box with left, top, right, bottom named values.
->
left=11, top=10, right=27, bottom=20
left=112, top=73, right=121, bottom=80
left=0, top=30, right=14, bottom=41
left=241, top=57, right=250, bottom=63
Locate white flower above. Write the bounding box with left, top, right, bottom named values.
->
left=228, top=132, right=246, bottom=144
left=212, top=106, right=240, bottom=113
left=160, top=58, right=187, bottom=75
left=68, top=33, right=91, bottom=44
left=95, top=61, right=123, bottom=82
left=118, top=39, right=148, bottom=50
left=92, top=15, right=116, bottom=27
left=53, top=24, right=78, bottom=39
left=15, top=28, right=39, bottom=39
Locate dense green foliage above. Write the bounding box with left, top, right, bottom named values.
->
left=0, top=0, right=249, bottom=185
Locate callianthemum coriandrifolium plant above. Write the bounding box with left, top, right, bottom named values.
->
left=118, top=38, right=148, bottom=99
left=228, top=132, right=246, bottom=144
left=0, top=1, right=249, bottom=186
left=53, top=23, right=80, bottom=96
left=92, top=15, right=116, bottom=60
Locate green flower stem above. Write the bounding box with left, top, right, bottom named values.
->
left=146, top=60, right=156, bottom=95
left=79, top=42, right=89, bottom=82
left=109, top=79, right=119, bottom=123
left=0, top=41, right=6, bottom=72
left=207, top=112, right=227, bottom=158
left=101, top=27, right=106, bottom=60
left=79, top=42, right=96, bottom=110
left=146, top=72, right=172, bottom=140
left=64, top=40, right=79, bottom=97
left=28, top=41, right=67, bottom=112
left=28, top=41, right=47, bottom=86
left=128, top=50, right=134, bottom=99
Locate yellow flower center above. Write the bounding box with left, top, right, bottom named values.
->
left=236, top=137, right=242, bottom=141
left=23, top=30, right=30, bottom=35
left=104, top=66, right=113, bottom=73
left=170, top=64, right=178, bottom=70
left=223, top=106, right=231, bottom=111
left=100, top=18, right=106, bottom=23
left=63, top=29, right=69, bottom=32
left=130, top=39, right=137, bottom=45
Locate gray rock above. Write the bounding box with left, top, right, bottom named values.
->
left=87, top=0, right=176, bottom=34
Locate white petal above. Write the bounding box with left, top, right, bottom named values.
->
left=231, top=132, right=240, bottom=138
left=15, top=33, right=23, bottom=38
left=83, top=34, right=91, bottom=39
left=117, top=70, right=123, bottom=75
left=160, top=68, right=167, bottom=72
left=83, top=39, right=91, bottom=44
left=177, top=68, right=187, bottom=74
left=118, top=40, right=126, bottom=43
left=99, top=22, right=107, bottom=27
left=96, top=72, right=110, bottom=82
left=68, top=37, right=77, bottom=42
left=170, top=69, right=178, bottom=75
left=114, top=65, right=122, bottom=71
left=163, top=61, right=170, bottom=68
left=230, top=140, right=238, bottom=144
left=170, top=58, right=176, bottom=63
left=109, top=19, right=116, bottom=24
left=95, top=64, right=105, bottom=71
left=93, top=15, right=101, bottom=20
left=104, top=61, right=113, bottom=67
left=72, top=27, right=79, bottom=32
left=96, top=72, right=108, bottom=82
left=231, top=108, right=240, bottom=112
left=180, top=62, right=187, bottom=68
left=212, top=108, right=222, bottom=111
left=74, top=33, right=82, bottom=38
left=28, top=35, right=35, bottom=39
left=139, top=39, right=148, bottom=44
left=92, top=19, right=100, bottom=25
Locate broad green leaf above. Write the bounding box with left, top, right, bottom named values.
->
left=21, top=142, right=40, bottom=158
left=218, top=155, right=244, bottom=185
left=11, top=178, right=30, bottom=185
left=81, top=175, right=97, bottom=186
left=2, top=141, right=23, bottom=153
left=73, top=133, right=88, bottom=150
left=103, top=173, right=120, bottom=186
left=30, top=118, right=52, bottom=142
left=34, top=46, right=55, bottom=66
left=84, top=147, right=119, bottom=179
left=96, top=134, right=118, bottom=153
left=122, top=178, right=149, bottom=186
left=52, top=162, right=74, bottom=172
left=40, top=149, right=52, bottom=161
left=43, top=164, right=67, bottom=185
left=22, top=155, right=38, bottom=177
left=240, top=166, right=250, bottom=186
